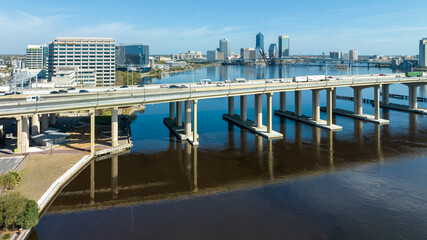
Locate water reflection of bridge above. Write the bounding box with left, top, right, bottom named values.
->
left=45, top=112, right=423, bottom=214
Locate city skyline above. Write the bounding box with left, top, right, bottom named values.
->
left=1, top=0, right=427, bottom=55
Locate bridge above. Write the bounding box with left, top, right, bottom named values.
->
left=1, top=73, right=426, bottom=154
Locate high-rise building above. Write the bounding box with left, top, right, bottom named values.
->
left=26, top=45, right=48, bottom=69
left=268, top=44, right=278, bottom=58
left=256, top=32, right=264, bottom=51
left=219, top=39, right=230, bottom=60
left=116, top=44, right=149, bottom=69
left=349, top=50, right=358, bottom=61
left=329, top=51, right=341, bottom=59
left=207, top=50, right=218, bottom=62
left=48, top=37, right=116, bottom=86
left=278, top=36, right=290, bottom=58
left=419, top=38, right=427, bottom=67
left=240, top=48, right=256, bottom=60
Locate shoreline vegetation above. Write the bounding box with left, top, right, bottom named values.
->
left=115, top=62, right=221, bottom=86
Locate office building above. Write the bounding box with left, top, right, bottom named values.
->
left=26, top=45, right=48, bottom=69
left=349, top=50, right=358, bottom=61
left=240, top=48, right=256, bottom=60
left=48, top=37, right=116, bottom=86
left=207, top=50, right=219, bottom=62
left=419, top=38, right=427, bottom=67
left=329, top=51, right=341, bottom=59
left=116, top=44, right=149, bottom=70
left=269, top=44, right=278, bottom=58
left=219, top=39, right=230, bottom=60
left=278, top=36, right=290, bottom=58
left=256, top=32, right=264, bottom=58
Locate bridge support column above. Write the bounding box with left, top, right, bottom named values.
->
left=90, top=161, right=95, bottom=204
left=409, top=85, right=418, bottom=109
left=374, top=86, right=380, bottom=120
left=185, top=101, right=191, bottom=136
left=332, top=89, right=337, bottom=109
left=382, top=84, right=389, bottom=104
left=327, top=89, right=333, bottom=126
left=267, top=93, right=273, bottom=133
left=280, top=92, right=286, bottom=112
left=192, top=100, right=199, bottom=146
left=312, top=90, right=320, bottom=122
left=240, top=95, right=247, bottom=121
left=111, top=155, right=118, bottom=199
left=111, top=107, right=118, bottom=147
left=176, top=102, right=183, bottom=127
left=90, top=110, right=95, bottom=154
left=41, top=114, right=49, bottom=131
left=228, top=97, right=234, bottom=116
left=255, top=94, right=262, bottom=128
left=49, top=113, right=56, bottom=126
left=16, top=116, right=29, bottom=154
left=169, top=102, right=175, bottom=120
left=295, top=91, right=302, bottom=116
left=354, top=87, right=363, bottom=115
left=31, top=114, right=40, bottom=136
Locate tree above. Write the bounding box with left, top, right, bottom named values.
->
left=0, top=171, right=21, bottom=190
left=16, top=200, right=38, bottom=229
left=0, top=192, right=27, bottom=230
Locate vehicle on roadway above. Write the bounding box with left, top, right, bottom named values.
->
left=107, top=88, right=116, bottom=92
left=217, top=83, right=226, bottom=87
left=26, top=96, right=43, bottom=102
left=50, top=91, right=59, bottom=94
left=67, top=87, right=76, bottom=90
left=137, top=84, right=144, bottom=88
left=180, top=85, right=189, bottom=88
left=406, top=71, right=426, bottom=77
left=170, top=85, right=180, bottom=88
left=5, top=92, right=21, bottom=95
left=198, top=79, right=212, bottom=85
left=160, top=84, right=168, bottom=88
left=234, top=78, right=246, bottom=83
left=120, top=85, right=128, bottom=88
left=224, top=79, right=231, bottom=83
left=58, top=90, right=68, bottom=93
left=79, top=90, right=89, bottom=93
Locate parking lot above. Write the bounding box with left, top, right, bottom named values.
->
left=0, top=156, right=24, bottom=175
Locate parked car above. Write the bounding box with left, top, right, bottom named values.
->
left=50, top=91, right=59, bottom=94
left=79, top=90, right=89, bottom=93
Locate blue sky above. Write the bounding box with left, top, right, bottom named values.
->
left=1, top=0, right=427, bottom=55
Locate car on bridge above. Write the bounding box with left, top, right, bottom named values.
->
left=50, top=91, right=59, bottom=94
left=180, top=85, right=189, bottom=88
left=217, top=83, right=226, bottom=87
left=160, top=85, right=168, bottom=88
left=170, top=85, right=180, bottom=88
left=79, top=90, right=89, bottom=93
left=67, top=87, right=76, bottom=90
left=58, top=90, right=68, bottom=93
left=120, top=85, right=128, bottom=88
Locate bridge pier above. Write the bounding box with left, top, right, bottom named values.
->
left=228, top=97, right=234, bottom=116
left=49, top=113, right=56, bottom=126
left=41, top=114, right=49, bottom=131
left=409, top=85, right=418, bottom=109
left=275, top=88, right=342, bottom=131
left=90, top=110, right=95, bottom=154
left=176, top=102, right=183, bottom=127
left=16, top=115, right=30, bottom=154
left=332, top=89, right=336, bottom=109
left=111, top=107, right=118, bottom=147
left=224, top=93, right=282, bottom=139
left=381, top=84, right=427, bottom=114
left=382, top=84, right=389, bottom=104
left=280, top=92, right=286, bottom=112
left=111, top=155, right=118, bottom=199
left=240, top=95, right=247, bottom=121
left=31, top=114, right=40, bottom=136
left=164, top=100, right=198, bottom=146
left=185, top=101, right=191, bottom=136
left=169, top=102, right=175, bottom=120
left=322, top=85, right=389, bottom=124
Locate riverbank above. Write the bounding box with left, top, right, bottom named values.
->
left=141, top=62, right=221, bottom=79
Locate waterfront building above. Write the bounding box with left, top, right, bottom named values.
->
left=48, top=37, right=116, bottom=86
left=256, top=32, right=264, bottom=59
left=172, top=51, right=203, bottom=61
left=26, top=45, right=48, bottom=69
left=278, top=36, right=290, bottom=58
left=329, top=51, right=341, bottom=59
left=419, top=38, right=427, bottom=67
left=342, top=52, right=349, bottom=60
left=207, top=50, right=218, bottom=62
left=219, top=39, right=230, bottom=60
left=240, top=48, right=256, bottom=60
left=268, top=44, right=278, bottom=59
left=349, top=50, right=359, bottom=61
left=116, top=44, right=149, bottom=70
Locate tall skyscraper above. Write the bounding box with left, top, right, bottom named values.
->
left=48, top=37, right=116, bottom=86
left=219, top=39, right=230, bottom=60
left=26, top=45, right=48, bottom=69
left=116, top=44, right=149, bottom=69
left=255, top=32, right=264, bottom=59
left=278, top=36, right=290, bottom=58
left=268, top=44, right=278, bottom=58
left=349, top=50, right=358, bottom=61
left=419, top=38, right=427, bottom=67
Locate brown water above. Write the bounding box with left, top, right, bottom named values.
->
left=29, top=66, right=427, bottom=239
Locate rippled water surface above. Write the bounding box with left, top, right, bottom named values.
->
left=30, top=66, right=427, bottom=240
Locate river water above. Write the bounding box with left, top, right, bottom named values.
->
left=29, top=65, right=427, bottom=239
